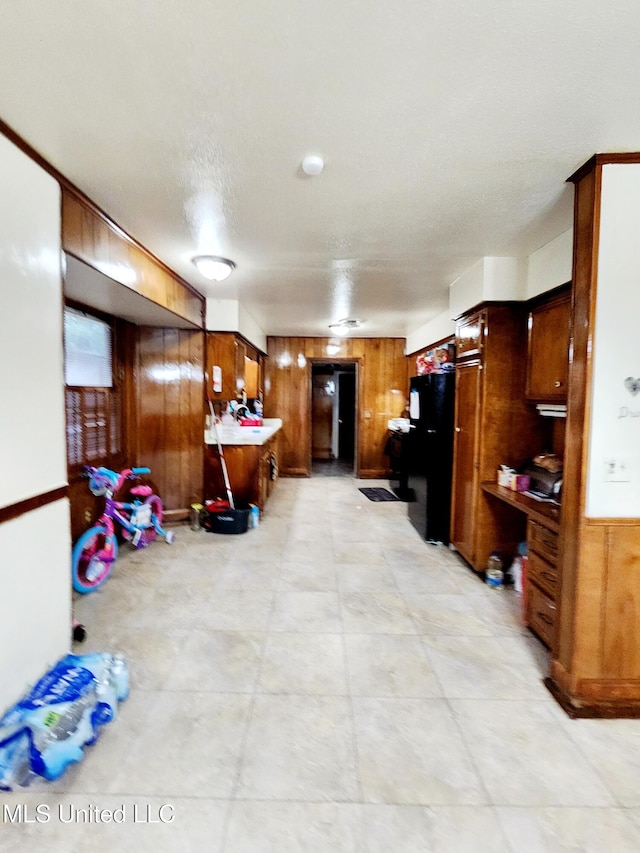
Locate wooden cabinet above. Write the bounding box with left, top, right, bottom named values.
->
left=450, top=361, right=481, bottom=562
left=204, top=432, right=279, bottom=512
left=456, top=310, right=484, bottom=361
left=526, top=289, right=571, bottom=402
left=450, top=304, right=546, bottom=571
left=526, top=518, right=560, bottom=651
left=206, top=332, right=262, bottom=401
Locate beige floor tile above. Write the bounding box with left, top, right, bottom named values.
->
left=237, top=694, right=359, bottom=800
left=163, top=629, right=264, bottom=692
left=451, top=700, right=615, bottom=806
left=558, top=717, right=640, bottom=806
left=109, top=692, right=251, bottom=797
left=336, top=562, right=399, bottom=593
left=392, top=564, right=469, bottom=596
left=496, top=806, right=640, bottom=853
left=259, top=632, right=348, bottom=695
left=364, top=804, right=510, bottom=853
left=334, top=541, right=387, bottom=564
left=352, top=697, right=487, bottom=805
left=406, top=594, right=508, bottom=636
left=225, top=801, right=367, bottom=852
left=345, top=634, right=443, bottom=698
left=77, top=797, right=229, bottom=853
left=271, top=591, right=341, bottom=632
left=277, top=560, right=338, bottom=591
left=201, top=588, right=274, bottom=631
left=421, top=636, right=551, bottom=700
left=341, top=592, right=416, bottom=634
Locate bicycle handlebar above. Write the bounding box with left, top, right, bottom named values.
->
left=84, top=465, right=152, bottom=496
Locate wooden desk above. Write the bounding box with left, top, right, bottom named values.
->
left=482, top=480, right=561, bottom=650
left=481, top=482, right=560, bottom=532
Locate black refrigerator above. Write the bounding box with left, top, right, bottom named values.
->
left=407, top=373, right=455, bottom=544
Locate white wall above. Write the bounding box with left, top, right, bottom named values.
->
left=526, top=229, right=573, bottom=300
left=449, top=256, right=522, bottom=319
left=405, top=309, right=455, bottom=355
left=586, top=164, right=640, bottom=518
left=0, top=133, right=70, bottom=713
left=206, top=297, right=267, bottom=352
left=0, top=503, right=71, bottom=708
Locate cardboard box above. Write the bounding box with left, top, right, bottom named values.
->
left=509, top=474, right=530, bottom=492
left=497, top=469, right=513, bottom=487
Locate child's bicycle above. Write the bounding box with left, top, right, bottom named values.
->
left=71, top=466, right=175, bottom=594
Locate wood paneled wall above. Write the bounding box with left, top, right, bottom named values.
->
left=134, top=328, right=205, bottom=513
left=265, top=337, right=406, bottom=477
left=62, top=190, right=204, bottom=328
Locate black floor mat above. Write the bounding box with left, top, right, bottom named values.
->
left=358, top=487, right=400, bottom=502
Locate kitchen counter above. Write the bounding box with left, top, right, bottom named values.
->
left=205, top=418, right=282, bottom=446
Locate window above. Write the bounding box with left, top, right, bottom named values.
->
left=64, top=308, right=112, bottom=387
left=64, top=307, right=122, bottom=469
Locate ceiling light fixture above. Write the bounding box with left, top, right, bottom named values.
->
left=301, top=154, right=324, bottom=176
left=328, top=318, right=363, bottom=336
left=191, top=255, right=236, bottom=281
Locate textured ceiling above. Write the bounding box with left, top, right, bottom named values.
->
left=2, top=1, right=640, bottom=337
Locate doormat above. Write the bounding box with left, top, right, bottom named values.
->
left=358, top=487, right=400, bottom=502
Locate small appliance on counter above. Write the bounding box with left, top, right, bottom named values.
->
left=521, top=452, right=563, bottom=501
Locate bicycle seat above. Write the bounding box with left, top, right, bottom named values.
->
left=130, top=485, right=153, bottom=496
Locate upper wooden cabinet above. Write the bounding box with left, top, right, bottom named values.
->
left=455, top=310, right=484, bottom=361
left=206, top=332, right=262, bottom=400
left=526, top=289, right=571, bottom=402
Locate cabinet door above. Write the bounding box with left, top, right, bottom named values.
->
left=526, top=292, right=571, bottom=401
left=206, top=332, right=237, bottom=400
left=456, top=310, right=484, bottom=361
left=450, top=361, right=482, bottom=563
left=235, top=338, right=246, bottom=397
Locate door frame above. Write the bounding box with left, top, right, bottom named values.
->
left=308, top=358, right=361, bottom=476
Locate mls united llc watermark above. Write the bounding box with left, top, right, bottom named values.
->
left=3, top=803, right=175, bottom=824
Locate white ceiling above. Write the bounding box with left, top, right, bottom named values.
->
left=2, top=1, right=640, bottom=338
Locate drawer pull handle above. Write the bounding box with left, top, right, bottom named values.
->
left=537, top=611, right=554, bottom=625
left=554, top=381, right=562, bottom=387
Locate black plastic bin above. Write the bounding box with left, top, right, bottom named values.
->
left=203, top=503, right=250, bottom=534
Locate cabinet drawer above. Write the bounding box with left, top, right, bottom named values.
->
left=527, top=550, right=558, bottom=600
left=526, top=581, right=557, bottom=650
left=527, top=519, right=558, bottom=563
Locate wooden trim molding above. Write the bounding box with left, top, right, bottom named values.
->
left=567, top=152, right=640, bottom=185
left=0, top=486, right=69, bottom=525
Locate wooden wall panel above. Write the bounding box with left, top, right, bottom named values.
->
left=602, top=526, right=640, bottom=678
left=135, top=328, right=205, bottom=512
left=265, top=337, right=406, bottom=477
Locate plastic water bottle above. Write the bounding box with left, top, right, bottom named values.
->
left=486, top=551, right=504, bottom=588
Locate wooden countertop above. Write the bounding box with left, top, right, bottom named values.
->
left=481, top=481, right=561, bottom=532
left=205, top=418, right=282, bottom=446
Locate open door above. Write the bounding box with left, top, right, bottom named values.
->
left=311, top=362, right=356, bottom=476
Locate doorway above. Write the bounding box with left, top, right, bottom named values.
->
left=311, top=362, right=357, bottom=477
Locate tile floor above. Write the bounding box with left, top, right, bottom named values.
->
left=4, top=476, right=640, bottom=851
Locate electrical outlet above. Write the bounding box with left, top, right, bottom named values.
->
left=604, top=458, right=630, bottom=482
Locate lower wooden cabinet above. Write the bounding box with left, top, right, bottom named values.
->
left=525, top=518, right=559, bottom=651
left=204, top=432, right=280, bottom=512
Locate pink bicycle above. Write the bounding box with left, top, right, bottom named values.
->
left=71, top=466, right=174, bottom=594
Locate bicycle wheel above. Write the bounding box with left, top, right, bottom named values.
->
left=71, top=525, right=118, bottom=593
left=137, top=494, right=164, bottom=547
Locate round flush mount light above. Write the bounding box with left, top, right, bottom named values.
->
left=301, top=154, right=324, bottom=176
left=192, top=255, right=236, bottom=281
left=328, top=318, right=363, bottom=336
